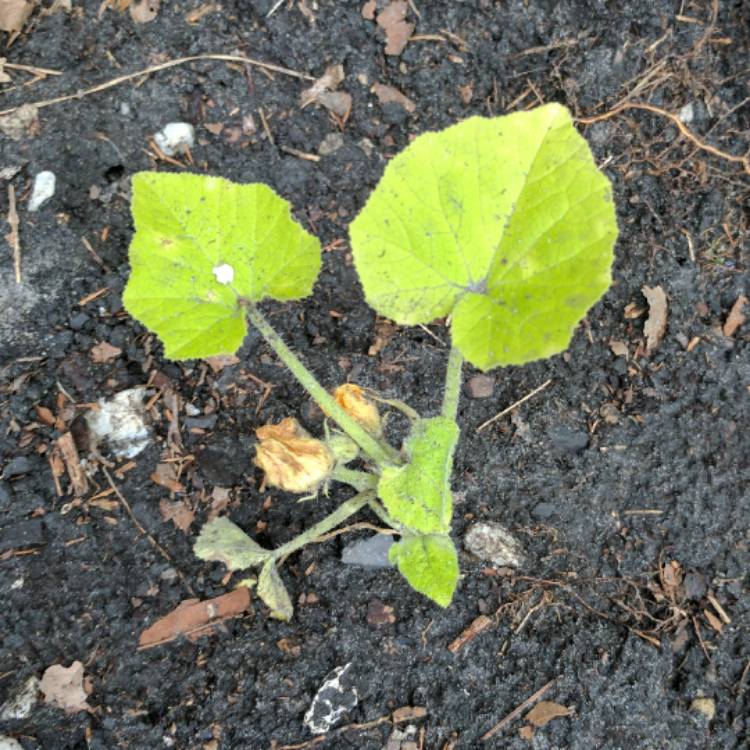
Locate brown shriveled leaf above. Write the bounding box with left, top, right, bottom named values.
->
left=129, top=0, right=158, bottom=23
left=519, top=725, right=535, bottom=741
left=90, top=341, right=122, bottom=363
left=40, top=661, right=91, bottom=714
left=525, top=700, right=572, bottom=728
left=159, top=498, right=194, bottom=533
left=204, top=353, right=239, bottom=372
left=372, top=82, right=416, bottom=113
left=0, top=0, right=35, bottom=32
left=609, top=339, right=629, bottom=358
left=642, top=285, right=668, bottom=354
left=138, top=588, right=251, bottom=648
left=368, top=317, right=397, bottom=356
left=300, top=64, right=352, bottom=118
left=361, top=0, right=376, bottom=20
left=334, top=384, right=381, bottom=434
left=0, top=103, right=39, bottom=141
left=366, top=598, right=396, bottom=626
left=661, top=559, right=683, bottom=600
left=56, top=431, right=89, bottom=497
left=150, top=462, right=186, bottom=493
left=723, top=294, right=747, bottom=337
left=392, top=706, right=427, bottom=723
left=377, top=0, right=414, bottom=56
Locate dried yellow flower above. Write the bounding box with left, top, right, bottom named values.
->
left=254, top=417, right=334, bottom=494
left=334, top=384, right=381, bottom=434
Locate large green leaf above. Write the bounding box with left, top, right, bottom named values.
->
left=388, top=534, right=459, bottom=607
left=193, top=517, right=270, bottom=571
left=123, top=172, right=321, bottom=359
left=349, top=104, right=617, bottom=370
left=377, top=416, right=459, bottom=534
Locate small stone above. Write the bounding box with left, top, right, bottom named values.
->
left=69, top=312, right=90, bottom=331
left=303, top=663, right=358, bottom=734
left=548, top=425, right=589, bottom=453
left=465, top=374, right=494, bottom=399
left=0, top=519, right=45, bottom=552
left=358, top=137, right=375, bottom=157
left=678, top=102, right=694, bottom=124
left=0, top=676, right=40, bottom=720
left=28, top=171, right=56, bottom=211
left=341, top=533, right=394, bottom=567
left=154, top=122, right=195, bottom=157
left=690, top=696, right=715, bottom=721
left=2, top=456, right=32, bottom=478
left=318, top=133, right=345, bottom=156
left=464, top=522, right=525, bottom=568
left=0, top=736, right=24, bottom=750
left=531, top=502, right=556, bottom=520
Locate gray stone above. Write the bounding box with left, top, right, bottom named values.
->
left=341, top=534, right=394, bottom=567
left=2, top=456, right=32, bottom=479
left=0, top=519, right=45, bottom=552
left=0, top=676, right=40, bottom=720
left=548, top=425, right=589, bottom=453
left=464, top=521, right=525, bottom=568
left=465, top=374, right=495, bottom=399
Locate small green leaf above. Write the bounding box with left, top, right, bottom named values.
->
left=258, top=559, right=294, bottom=621
left=194, top=517, right=270, bottom=570
left=388, top=534, right=459, bottom=607
left=123, top=172, right=321, bottom=360
left=350, top=104, right=617, bottom=370
left=377, top=416, right=459, bottom=534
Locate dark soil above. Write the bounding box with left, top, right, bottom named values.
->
left=1, top=1, right=749, bottom=748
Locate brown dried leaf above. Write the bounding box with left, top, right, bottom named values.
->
left=129, top=0, right=158, bottom=23
left=609, top=339, right=629, bottom=358
left=361, top=0, right=376, bottom=20
left=377, top=0, right=414, bottom=56
left=642, top=285, right=668, bottom=354
left=150, top=462, right=185, bottom=493
left=368, top=317, right=397, bottom=356
left=0, top=103, right=39, bottom=141
left=139, top=588, right=251, bottom=648
left=372, top=82, right=416, bottom=113
left=40, top=661, right=91, bottom=714
left=0, top=0, right=35, bottom=32
left=458, top=82, right=473, bottom=104
left=723, top=294, right=747, bottom=337
left=316, top=90, right=352, bottom=118
left=300, top=64, right=345, bottom=108
left=159, top=498, right=195, bottom=533
left=90, top=341, right=122, bottom=363
left=392, top=706, right=427, bottom=723
left=35, top=405, right=56, bottom=426
left=367, top=598, right=396, bottom=626
left=525, top=700, right=572, bottom=728
left=661, top=559, right=683, bottom=600
left=204, top=354, right=239, bottom=372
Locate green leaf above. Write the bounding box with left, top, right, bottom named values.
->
left=258, top=559, right=294, bottom=621
left=349, top=104, right=618, bottom=370
left=377, top=416, right=459, bottom=534
left=123, top=172, right=321, bottom=360
left=388, top=534, right=459, bottom=607
left=194, top=517, right=270, bottom=570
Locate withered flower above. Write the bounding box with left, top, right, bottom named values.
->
left=255, top=417, right=334, bottom=494
left=333, top=384, right=381, bottom=434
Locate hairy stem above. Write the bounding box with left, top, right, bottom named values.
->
left=272, top=490, right=376, bottom=560
left=441, top=346, right=464, bottom=422
left=244, top=301, right=400, bottom=467
left=331, top=466, right=379, bottom=492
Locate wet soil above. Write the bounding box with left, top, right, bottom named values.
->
left=1, top=1, right=749, bottom=748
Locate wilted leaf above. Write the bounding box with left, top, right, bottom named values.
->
left=129, top=0, right=158, bottom=22
left=40, top=662, right=91, bottom=714
left=150, top=462, right=185, bottom=493
left=350, top=105, right=617, bottom=371
left=194, top=516, right=270, bottom=570
left=138, top=588, right=251, bottom=647
left=642, top=285, right=668, bottom=354
left=90, top=341, right=122, bottom=363
left=333, top=384, right=381, bottom=434
left=159, top=499, right=194, bottom=533
left=205, top=354, right=240, bottom=372
left=609, top=339, right=629, bottom=358
left=723, top=294, right=747, bottom=337
left=300, top=64, right=351, bottom=118
left=525, top=700, right=572, bottom=727
left=372, top=82, right=416, bottom=113
left=0, top=0, right=35, bottom=32
left=123, top=172, right=321, bottom=359
left=388, top=533, right=459, bottom=607
left=258, top=559, right=293, bottom=621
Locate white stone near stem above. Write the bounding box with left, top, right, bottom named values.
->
left=28, top=171, right=56, bottom=212
left=212, top=263, right=234, bottom=285
left=154, top=122, right=195, bottom=156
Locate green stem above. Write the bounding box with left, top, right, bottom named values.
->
left=272, top=490, right=375, bottom=560
left=441, top=346, right=464, bottom=422
left=244, top=301, right=400, bottom=467
left=368, top=498, right=401, bottom=531
left=331, top=466, right=378, bottom=492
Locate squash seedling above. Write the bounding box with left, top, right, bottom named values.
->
left=123, top=103, right=618, bottom=618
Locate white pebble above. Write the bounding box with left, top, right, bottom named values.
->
left=28, top=171, right=56, bottom=212
left=678, top=102, right=694, bottom=124
left=154, top=122, right=195, bottom=157
left=212, top=263, right=234, bottom=285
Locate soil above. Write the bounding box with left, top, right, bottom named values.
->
left=1, top=1, right=748, bottom=748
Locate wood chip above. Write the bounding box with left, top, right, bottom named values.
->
left=703, top=608, right=723, bottom=633
left=90, top=341, right=122, bottom=363
left=642, top=285, right=668, bottom=354
left=525, top=701, right=572, bottom=727
left=372, top=82, right=416, bottom=113
left=56, top=431, right=89, bottom=496
left=392, top=706, right=427, bottom=723
left=138, top=587, right=251, bottom=648
left=448, top=614, right=493, bottom=653
left=723, top=294, right=747, bottom=337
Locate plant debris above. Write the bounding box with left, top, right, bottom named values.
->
left=90, top=341, right=122, bottom=363
left=129, top=0, right=158, bottom=23
left=525, top=700, right=572, bottom=727
left=159, top=498, right=194, bottom=533
left=642, top=285, right=668, bottom=354
left=299, top=64, right=351, bottom=119
left=371, top=82, right=416, bottom=113
left=375, top=1, right=414, bottom=56
left=723, top=294, right=747, bottom=337
left=0, top=0, right=34, bottom=33
left=39, top=662, right=91, bottom=715
left=138, top=587, right=251, bottom=648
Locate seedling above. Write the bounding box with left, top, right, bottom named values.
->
left=123, top=103, right=617, bottom=618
